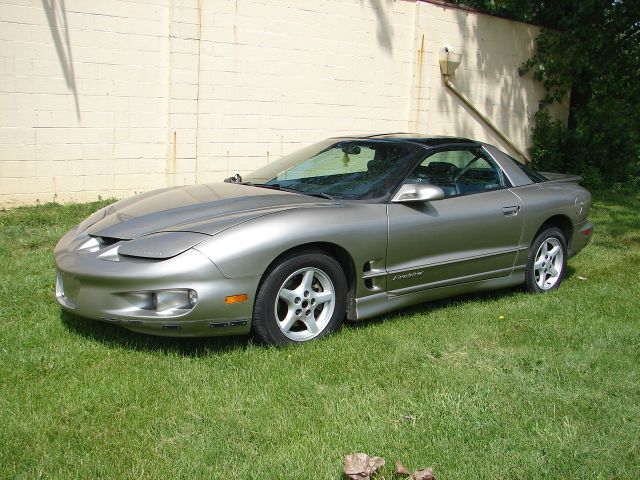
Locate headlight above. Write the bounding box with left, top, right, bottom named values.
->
left=188, top=289, right=198, bottom=307
left=152, top=289, right=198, bottom=312
left=118, top=231, right=210, bottom=259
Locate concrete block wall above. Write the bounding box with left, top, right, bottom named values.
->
left=0, top=0, right=565, bottom=207
left=192, top=0, right=416, bottom=184
left=0, top=0, right=172, bottom=205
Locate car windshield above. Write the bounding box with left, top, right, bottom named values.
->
left=243, top=139, right=427, bottom=200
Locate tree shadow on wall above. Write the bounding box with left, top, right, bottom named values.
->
left=434, top=5, right=546, bottom=153
left=42, top=0, right=80, bottom=119
left=368, top=0, right=393, bottom=54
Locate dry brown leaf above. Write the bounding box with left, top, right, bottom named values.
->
left=344, top=453, right=385, bottom=480
left=409, top=467, right=435, bottom=480
left=395, top=460, right=411, bottom=475
left=394, top=461, right=435, bottom=480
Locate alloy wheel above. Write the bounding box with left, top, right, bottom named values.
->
left=274, top=267, right=336, bottom=341
left=533, top=237, right=564, bottom=290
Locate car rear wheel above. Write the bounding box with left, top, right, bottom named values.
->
left=252, top=251, right=347, bottom=345
left=525, top=226, right=567, bottom=293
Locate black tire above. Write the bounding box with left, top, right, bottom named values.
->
left=252, top=251, right=347, bottom=345
left=525, top=226, right=568, bottom=293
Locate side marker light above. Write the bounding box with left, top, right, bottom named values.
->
left=225, top=294, right=248, bottom=304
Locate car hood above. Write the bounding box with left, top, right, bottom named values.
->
left=87, top=183, right=337, bottom=240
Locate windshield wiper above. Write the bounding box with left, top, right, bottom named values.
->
left=250, top=183, right=334, bottom=200
left=299, top=191, right=334, bottom=200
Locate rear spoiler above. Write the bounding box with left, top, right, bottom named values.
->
left=540, top=172, right=583, bottom=184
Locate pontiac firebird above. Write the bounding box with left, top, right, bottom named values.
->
left=55, top=134, right=594, bottom=345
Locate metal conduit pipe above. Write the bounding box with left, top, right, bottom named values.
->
left=439, top=46, right=531, bottom=164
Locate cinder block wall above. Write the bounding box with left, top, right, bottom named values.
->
left=0, top=0, right=566, bottom=207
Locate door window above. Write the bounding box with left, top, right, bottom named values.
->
left=406, top=148, right=504, bottom=198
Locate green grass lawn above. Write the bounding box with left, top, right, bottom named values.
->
left=1, top=191, right=638, bottom=479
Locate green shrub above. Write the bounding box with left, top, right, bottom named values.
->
left=529, top=106, right=638, bottom=191
left=530, top=109, right=567, bottom=174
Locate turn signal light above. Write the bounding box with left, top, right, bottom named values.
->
left=225, top=294, right=248, bottom=304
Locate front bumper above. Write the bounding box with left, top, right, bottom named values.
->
left=54, top=228, right=259, bottom=337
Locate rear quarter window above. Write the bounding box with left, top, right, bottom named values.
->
left=513, top=160, right=548, bottom=183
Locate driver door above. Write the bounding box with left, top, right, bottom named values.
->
left=386, top=147, right=523, bottom=293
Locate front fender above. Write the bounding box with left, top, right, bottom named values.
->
left=194, top=203, right=388, bottom=292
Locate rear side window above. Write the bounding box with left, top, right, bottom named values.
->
left=406, top=148, right=505, bottom=198
left=513, top=160, right=548, bottom=183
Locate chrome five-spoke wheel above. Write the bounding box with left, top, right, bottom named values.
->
left=533, top=237, right=564, bottom=290
left=275, top=267, right=336, bottom=341
left=252, top=251, right=347, bottom=345
left=525, top=226, right=568, bottom=293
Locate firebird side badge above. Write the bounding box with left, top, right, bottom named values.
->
left=392, top=271, right=424, bottom=281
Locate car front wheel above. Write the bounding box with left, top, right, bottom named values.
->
left=252, top=251, right=347, bottom=345
left=525, top=226, right=568, bottom=293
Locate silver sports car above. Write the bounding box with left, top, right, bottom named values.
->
left=55, top=134, right=593, bottom=345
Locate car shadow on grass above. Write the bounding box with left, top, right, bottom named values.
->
left=61, top=267, right=578, bottom=352
left=60, top=311, right=250, bottom=356
left=342, top=268, right=577, bottom=332
left=564, top=264, right=577, bottom=280
left=343, top=285, right=525, bottom=332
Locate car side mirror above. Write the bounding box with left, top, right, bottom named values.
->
left=391, top=183, right=445, bottom=203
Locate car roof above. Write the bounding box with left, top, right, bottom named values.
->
left=329, top=132, right=479, bottom=147
left=325, top=133, right=536, bottom=188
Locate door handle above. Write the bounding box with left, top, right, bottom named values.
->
left=503, top=205, right=521, bottom=216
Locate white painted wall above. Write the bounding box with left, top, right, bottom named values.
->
left=0, top=0, right=566, bottom=207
